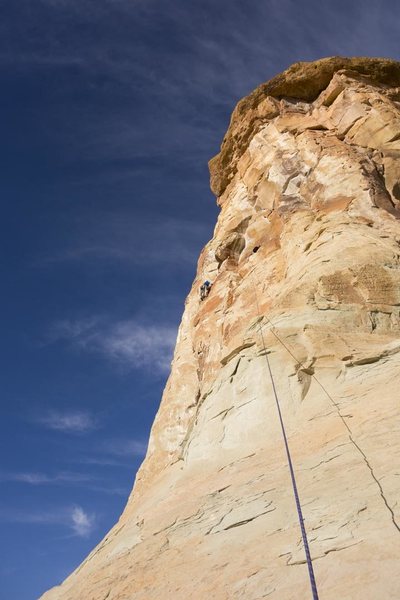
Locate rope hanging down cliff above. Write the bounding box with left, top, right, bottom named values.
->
left=252, top=276, right=320, bottom=600
left=259, top=281, right=400, bottom=535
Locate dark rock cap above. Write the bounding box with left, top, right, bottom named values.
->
left=209, top=56, right=400, bottom=198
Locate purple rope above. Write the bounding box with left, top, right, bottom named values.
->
left=259, top=327, right=319, bottom=600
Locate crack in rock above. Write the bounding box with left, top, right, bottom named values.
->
left=223, top=507, right=277, bottom=531
left=286, top=540, right=362, bottom=565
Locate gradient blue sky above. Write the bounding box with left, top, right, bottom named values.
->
left=1, top=1, right=399, bottom=598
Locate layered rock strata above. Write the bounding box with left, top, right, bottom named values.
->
left=41, top=57, right=400, bottom=600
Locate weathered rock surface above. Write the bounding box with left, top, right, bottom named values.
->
left=41, top=57, right=400, bottom=600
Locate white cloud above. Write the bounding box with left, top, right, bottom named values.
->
left=71, top=506, right=95, bottom=537
left=8, top=472, right=52, bottom=485
left=0, top=470, right=129, bottom=497
left=77, top=456, right=132, bottom=467
left=48, top=317, right=177, bottom=373
left=46, top=317, right=100, bottom=342
left=102, top=438, right=148, bottom=458
left=98, top=321, right=176, bottom=372
left=0, top=505, right=96, bottom=537
left=38, top=410, right=99, bottom=433
left=0, top=471, right=93, bottom=485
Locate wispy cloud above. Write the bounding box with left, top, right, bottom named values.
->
left=0, top=471, right=93, bottom=485
left=101, top=438, right=148, bottom=458
left=0, top=470, right=127, bottom=496
left=95, top=321, right=176, bottom=372
left=65, top=437, right=147, bottom=473
left=77, top=456, right=132, bottom=468
left=48, top=317, right=177, bottom=373
left=2, top=0, right=400, bottom=180
left=0, top=505, right=96, bottom=538
left=38, top=215, right=211, bottom=270
left=70, top=506, right=95, bottom=537
left=37, top=410, right=99, bottom=433
left=0, top=1, right=281, bottom=175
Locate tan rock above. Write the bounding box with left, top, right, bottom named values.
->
left=40, top=57, right=400, bottom=600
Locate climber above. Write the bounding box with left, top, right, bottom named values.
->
left=200, top=280, right=212, bottom=301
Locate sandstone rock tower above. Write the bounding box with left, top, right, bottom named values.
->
left=41, top=57, right=400, bottom=600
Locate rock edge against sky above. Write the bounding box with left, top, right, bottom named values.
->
left=41, top=56, right=400, bottom=600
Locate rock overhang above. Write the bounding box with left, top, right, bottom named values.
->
left=209, top=56, right=400, bottom=198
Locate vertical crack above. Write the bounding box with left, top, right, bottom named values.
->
left=349, top=436, right=400, bottom=533
left=257, top=306, right=400, bottom=534
left=308, top=371, right=400, bottom=534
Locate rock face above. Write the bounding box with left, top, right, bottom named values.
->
left=41, top=57, right=400, bottom=600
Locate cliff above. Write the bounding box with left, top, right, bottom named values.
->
left=41, top=57, right=400, bottom=600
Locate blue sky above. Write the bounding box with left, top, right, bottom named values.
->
left=1, top=1, right=399, bottom=598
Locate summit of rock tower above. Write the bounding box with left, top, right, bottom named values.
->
left=209, top=56, right=400, bottom=197
left=41, top=57, right=400, bottom=600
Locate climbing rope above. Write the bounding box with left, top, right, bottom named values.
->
left=252, top=275, right=320, bottom=600
left=255, top=278, right=400, bottom=535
